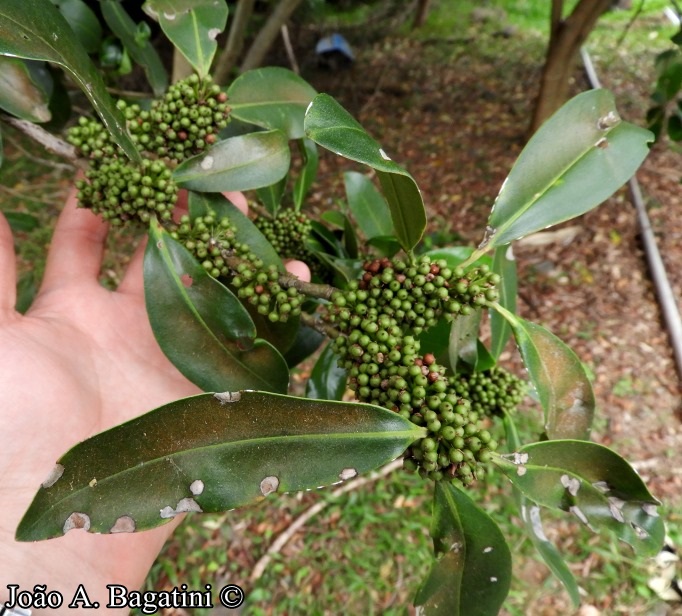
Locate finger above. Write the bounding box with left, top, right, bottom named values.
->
left=0, top=212, right=17, bottom=313
left=284, top=259, right=311, bottom=283
left=222, top=191, right=248, bottom=215
left=41, top=184, right=108, bottom=293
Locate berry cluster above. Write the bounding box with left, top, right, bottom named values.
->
left=118, top=74, right=230, bottom=162
left=255, top=209, right=312, bottom=259
left=170, top=210, right=304, bottom=323
left=67, top=74, right=230, bottom=226
left=451, top=366, right=527, bottom=418
left=328, top=256, right=504, bottom=484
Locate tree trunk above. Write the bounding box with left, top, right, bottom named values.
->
left=213, top=0, right=257, bottom=85
left=412, top=0, right=431, bottom=29
left=239, top=0, right=306, bottom=73
left=528, top=0, right=612, bottom=135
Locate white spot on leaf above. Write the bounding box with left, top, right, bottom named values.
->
left=175, top=497, right=202, bottom=513
left=490, top=577, right=498, bottom=583
left=160, top=506, right=176, bottom=519
left=110, top=515, right=136, bottom=533
left=163, top=12, right=176, bottom=20
left=190, top=480, right=204, bottom=496
left=483, top=546, right=493, bottom=554
left=260, top=475, right=279, bottom=496
left=208, top=28, right=221, bottom=40
left=201, top=155, right=214, bottom=170
left=379, top=148, right=391, bottom=160
left=631, top=522, right=649, bottom=539
left=41, top=464, right=64, bottom=488
left=89, top=477, right=97, bottom=488
left=339, top=468, right=358, bottom=481
left=63, top=512, right=91, bottom=534
left=505, top=245, right=515, bottom=261
left=528, top=505, right=549, bottom=542
left=513, top=452, right=529, bottom=465
left=598, top=111, right=620, bottom=130
left=516, top=465, right=527, bottom=476
left=642, top=503, right=659, bottom=517
left=214, top=391, right=241, bottom=404
left=592, top=480, right=610, bottom=494
left=569, top=505, right=592, bottom=529
left=560, top=474, right=581, bottom=496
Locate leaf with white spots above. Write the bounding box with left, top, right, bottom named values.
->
left=228, top=67, right=318, bottom=140
left=173, top=130, right=290, bottom=192
left=414, top=482, right=511, bottom=616
left=501, top=411, right=581, bottom=607
left=493, top=440, right=665, bottom=557
left=143, top=0, right=228, bottom=77
left=492, top=304, right=594, bottom=440
left=481, top=89, right=652, bottom=250
left=16, top=391, right=424, bottom=540
left=304, top=93, right=426, bottom=253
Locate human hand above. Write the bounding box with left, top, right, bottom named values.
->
left=0, top=185, right=309, bottom=613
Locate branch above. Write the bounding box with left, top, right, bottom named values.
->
left=249, top=458, right=404, bottom=583
left=300, top=312, right=340, bottom=338
left=1, top=115, right=81, bottom=165
left=213, top=0, right=256, bottom=84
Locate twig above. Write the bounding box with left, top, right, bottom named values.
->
left=280, top=24, right=300, bottom=75
left=300, top=311, right=340, bottom=338
left=1, top=115, right=81, bottom=166
left=2, top=131, right=75, bottom=173
left=249, top=458, right=404, bottom=583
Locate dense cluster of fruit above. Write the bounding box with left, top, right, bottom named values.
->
left=67, top=74, right=229, bottom=226
left=327, top=256, right=509, bottom=484
left=451, top=366, right=527, bottom=418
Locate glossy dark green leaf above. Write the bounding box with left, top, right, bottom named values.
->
left=304, top=94, right=425, bottom=253
left=17, top=390, right=424, bottom=540
left=306, top=342, right=348, bottom=401
left=310, top=220, right=344, bottom=257
left=489, top=244, right=517, bottom=360
left=187, top=192, right=301, bottom=354
left=493, top=305, right=594, bottom=440
left=0, top=56, right=51, bottom=122
left=293, top=138, right=318, bottom=210
left=501, top=413, right=581, bottom=607
left=343, top=170, right=393, bottom=239
left=414, top=482, right=511, bottom=615
left=668, top=113, right=682, bottom=142
left=228, top=67, right=317, bottom=139
left=342, top=210, right=359, bottom=260
left=417, top=317, right=451, bottom=369
left=283, top=324, right=324, bottom=368
left=50, top=0, right=102, bottom=53
left=0, top=0, right=140, bottom=161
left=494, top=440, right=664, bottom=557
left=424, top=246, right=493, bottom=270
left=101, top=0, right=168, bottom=97
left=256, top=176, right=287, bottom=216
left=483, top=90, right=652, bottom=250
left=144, top=0, right=228, bottom=78
left=144, top=219, right=289, bottom=393
left=4, top=211, right=39, bottom=232
left=173, top=130, right=290, bottom=192
left=366, top=235, right=401, bottom=258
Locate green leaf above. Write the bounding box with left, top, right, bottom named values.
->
left=101, top=0, right=168, bottom=97
left=144, top=219, right=289, bottom=393
left=50, top=0, right=102, bottom=53
left=483, top=90, right=652, bottom=250
left=256, top=176, right=287, bottom=217
left=228, top=67, right=317, bottom=140
left=304, top=93, right=425, bottom=253
left=501, top=413, right=581, bottom=607
left=493, top=305, right=594, bottom=440
left=4, top=211, right=39, bottom=232
left=144, top=0, right=227, bottom=78
left=493, top=440, right=665, bottom=557
left=344, top=170, right=393, bottom=239
left=424, top=246, right=493, bottom=270
left=0, top=0, right=140, bottom=162
left=417, top=317, right=451, bottom=369
left=283, top=324, right=325, bottom=368
left=173, top=130, right=290, bottom=192
left=293, top=138, right=318, bottom=210
left=16, top=390, right=424, bottom=540
left=448, top=309, right=481, bottom=371
left=414, top=482, right=511, bottom=616
left=16, top=270, right=37, bottom=314
left=306, top=342, right=347, bottom=401
left=489, top=244, right=517, bottom=360
left=0, top=56, right=51, bottom=122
